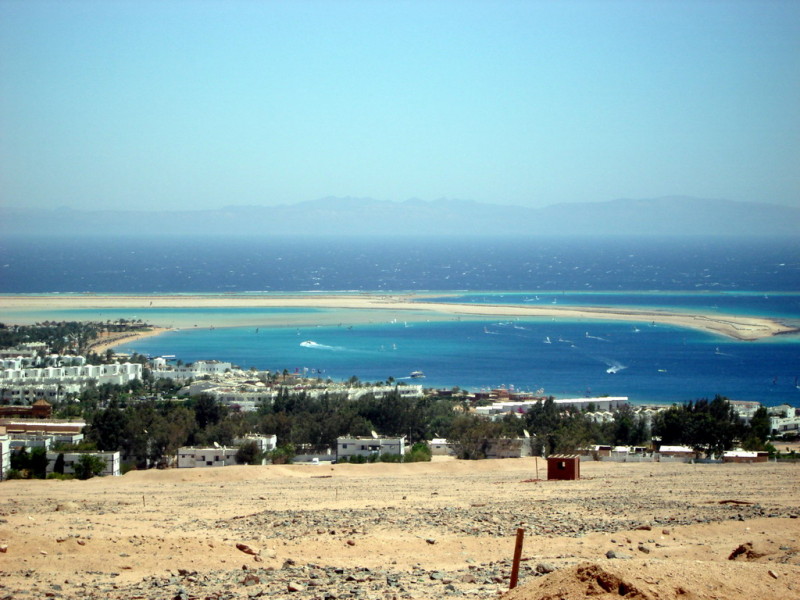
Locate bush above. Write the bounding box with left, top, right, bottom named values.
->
left=235, top=441, right=264, bottom=465
left=46, top=472, right=75, bottom=480
left=338, top=455, right=366, bottom=464
left=29, top=447, right=50, bottom=479
left=268, top=444, right=295, bottom=465
left=379, top=453, right=403, bottom=463
left=53, top=453, right=65, bottom=475
left=405, top=442, right=432, bottom=462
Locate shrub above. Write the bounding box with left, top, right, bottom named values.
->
left=268, top=444, right=295, bottom=465
left=235, top=441, right=264, bottom=465
left=53, top=453, right=65, bottom=475
left=378, top=453, right=403, bottom=463
left=120, top=462, right=137, bottom=475
left=405, top=442, right=432, bottom=462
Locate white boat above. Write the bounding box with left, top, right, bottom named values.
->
left=410, top=371, right=425, bottom=378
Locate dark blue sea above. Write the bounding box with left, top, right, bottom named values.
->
left=2, top=234, right=799, bottom=294
left=2, top=235, right=799, bottom=406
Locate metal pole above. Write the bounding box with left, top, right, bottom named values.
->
left=509, top=527, right=525, bottom=589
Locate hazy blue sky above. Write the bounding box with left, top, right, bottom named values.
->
left=1, top=0, right=798, bottom=211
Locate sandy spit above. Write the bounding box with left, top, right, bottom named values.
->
left=0, top=293, right=797, bottom=341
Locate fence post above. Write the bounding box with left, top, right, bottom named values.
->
left=509, top=527, right=525, bottom=589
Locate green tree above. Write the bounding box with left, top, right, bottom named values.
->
left=405, top=441, right=432, bottom=462
left=652, top=396, right=744, bottom=457
left=10, top=447, right=30, bottom=475
left=53, top=453, right=66, bottom=475
left=447, top=414, right=504, bottom=459
left=235, top=441, right=263, bottom=465
left=29, top=447, right=49, bottom=479
left=149, top=406, right=196, bottom=467
left=73, top=454, right=107, bottom=480
left=89, top=403, right=129, bottom=451
left=652, top=405, right=688, bottom=446
left=268, top=444, right=295, bottom=464
left=742, top=406, right=771, bottom=451
left=191, top=395, right=227, bottom=430
left=749, top=406, right=771, bottom=443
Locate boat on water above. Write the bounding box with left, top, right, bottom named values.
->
left=410, top=371, right=425, bottom=378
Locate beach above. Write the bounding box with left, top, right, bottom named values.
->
left=0, top=293, right=797, bottom=342
left=1, top=458, right=798, bottom=600
left=86, top=327, right=173, bottom=354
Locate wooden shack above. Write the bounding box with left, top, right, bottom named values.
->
left=547, top=454, right=580, bottom=480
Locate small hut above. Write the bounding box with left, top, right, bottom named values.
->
left=547, top=454, right=580, bottom=480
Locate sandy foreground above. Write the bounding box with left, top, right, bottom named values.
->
left=1, top=293, right=797, bottom=341
left=1, top=458, right=799, bottom=600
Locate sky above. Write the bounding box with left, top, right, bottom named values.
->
left=1, top=0, right=798, bottom=211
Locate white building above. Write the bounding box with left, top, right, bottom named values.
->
left=9, top=435, right=53, bottom=451
left=771, top=412, right=800, bottom=436
left=430, top=438, right=454, bottom=456
left=729, top=400, right=762, bottom=422
left=45, top=451, right=121, bottom=477
left=336, top=436, right=406, bottom=461
left=177, top=446, right=239, bottom=468
left=0, top=427, right=10, bottom=481
left=233, top=434, right=277, bottom=454
left=149, top=360, right=236, bottom=380
left=345, top=385, right=424, bottom=401
left=484, top=437, right=532, bottom=459
left=584, top=410, right=615, bottom=424
left=475, top=396, right=629, bottom=419
left=0, top=342, right=47, bottom=360
left=0, top=362, right=142, bottom=402
left=1, top=382, right=82, bottom=404
left=657, top=445, right=697, bottom=462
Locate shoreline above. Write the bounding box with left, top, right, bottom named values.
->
left=0, top=293, right=797, bottom=341
left=86, top=327, right=174, bottom=354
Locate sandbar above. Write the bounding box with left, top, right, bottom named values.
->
left=0, top=293, right=797, bottom=342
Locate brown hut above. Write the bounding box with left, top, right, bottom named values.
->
left=547, top=454, right=580, bottom=480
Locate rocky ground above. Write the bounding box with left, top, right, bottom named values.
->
left=1, top=458, right=798, bottom=599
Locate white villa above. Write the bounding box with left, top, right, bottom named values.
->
left=336, top=435, right=406, bottom=461
left=0, top=361, right=142, bottom=403
left=177, top=446, right=239, bottom=468
left=46, top=451, right=121, bottom=477
left=149, top=359, right=236, bottom=380
left=475, top=396, right=629, bottom=419
left=0, top=427, right=10, bottom=480
left=177, top=434, right=276, bottom=468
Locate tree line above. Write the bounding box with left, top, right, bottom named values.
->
left=79, top=386, right=772, bottom=469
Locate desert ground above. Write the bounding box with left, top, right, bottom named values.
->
left=1, top=458, right=798, bottom=599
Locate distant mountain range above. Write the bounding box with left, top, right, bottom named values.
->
left=2, top=196, right=798, bottom=237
